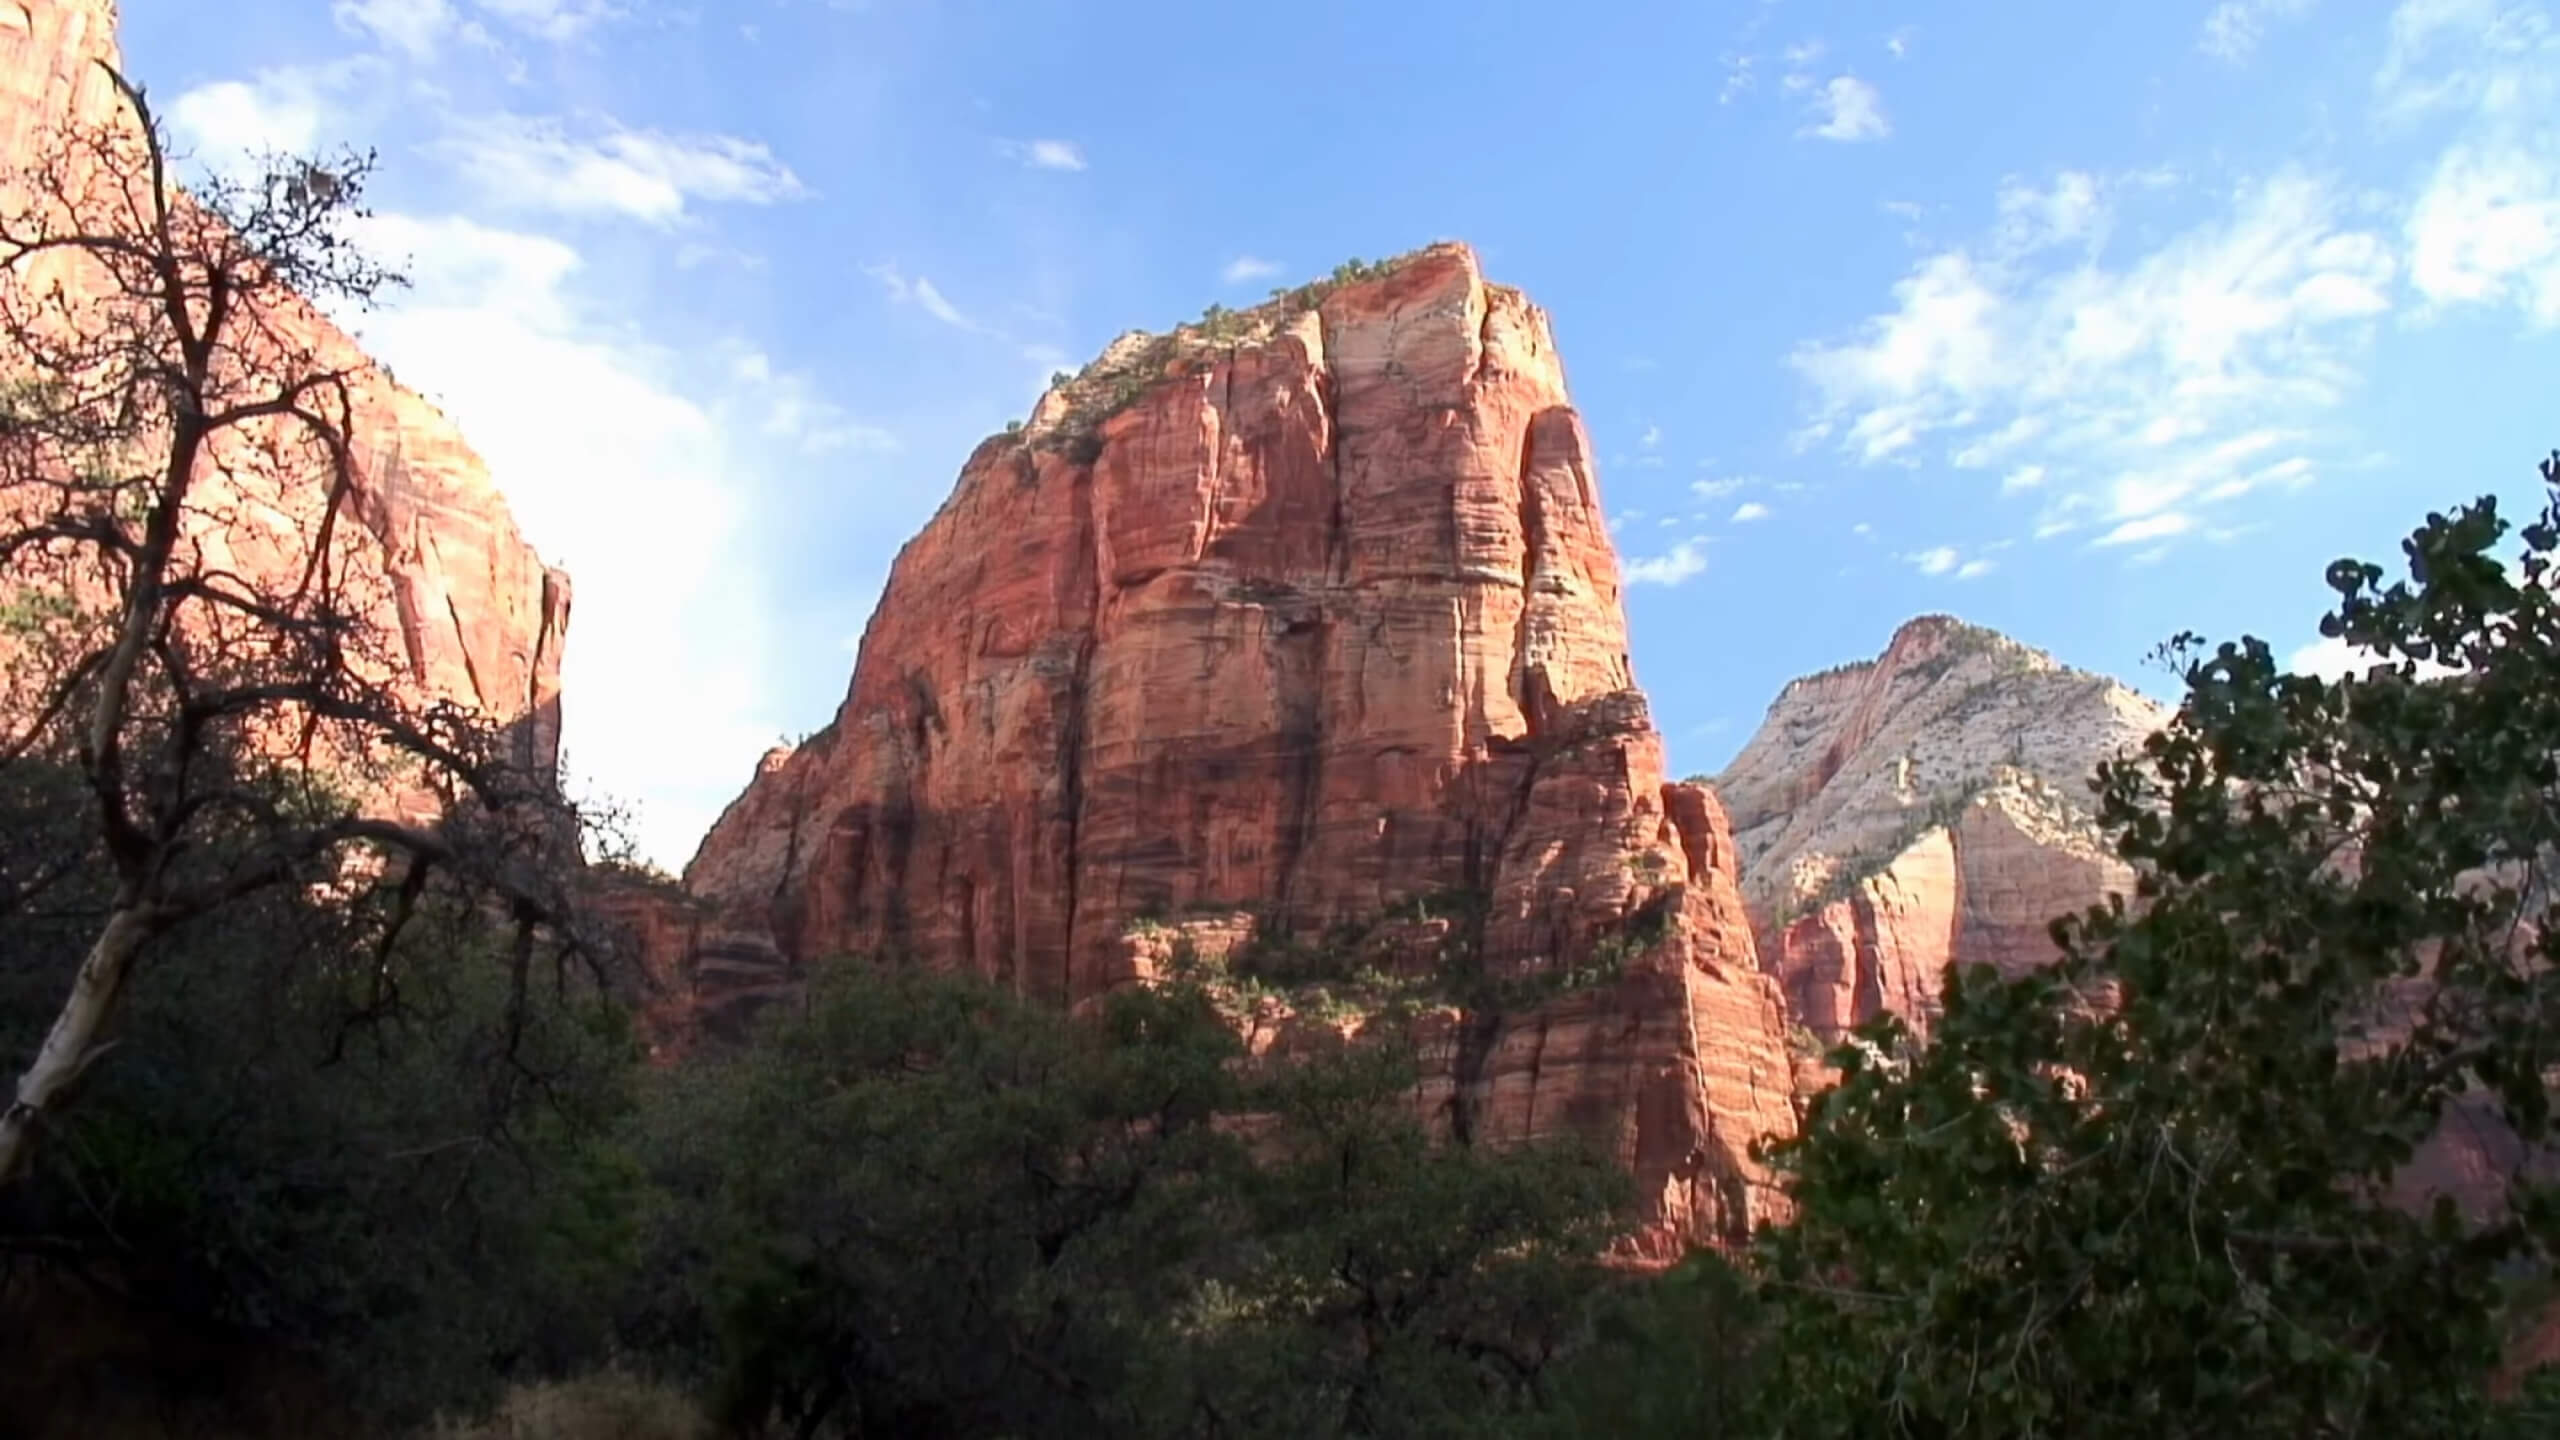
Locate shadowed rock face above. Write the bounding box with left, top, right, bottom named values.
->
left=0, top=0, right=570, bottom=786
left=1714, top=616, right=2167, bottom=1044
left=667, top=244, right=1800, bottom=1250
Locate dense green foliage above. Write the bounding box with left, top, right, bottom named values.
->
left=629, top=963, right=1638, bottom=1438
left=0, top=762, right=642, bottom=1426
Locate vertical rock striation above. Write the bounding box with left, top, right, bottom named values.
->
left=675, top=245, right=1798, bottom=1249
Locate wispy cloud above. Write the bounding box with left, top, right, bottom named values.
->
left=1223, top=255, right=1284, bottom=284
left=2094, top=511, right=2194, bottom=547
left=1731, top=501, right=1772, bottom=522
left=2200, top=0, right=2318, bottom=63
left=864, top=262, right=975, bottom=330
left=434, top=113, right=806, bottom=225
left=332, top=0, right=474, bottom=58
left=729, top=349, right=898, bottom=456
left=1902, top=544, right=1996, bottom=579
left=1791, top=164, right=2393, bottom=556
left=1625, top=539, right=1711, bottom=587
left=997, top=138, right=1088, bottom=172
left=472, top=0, right=622, bottom=42
left=171, top=71, right=338, bottom=161
left=1804, top=76, right=1890, bottom=142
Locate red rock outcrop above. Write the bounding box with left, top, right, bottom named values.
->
left=672, top=245, right=1799, bottom=1249
left=1714, top=616, right=2165, bottom=1043
left=0, top=0, right=569, bottom=783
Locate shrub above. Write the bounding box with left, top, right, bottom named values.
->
left=426, top=1372, right=709, bottom=1440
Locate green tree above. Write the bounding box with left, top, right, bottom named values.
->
left=636, top=960, right=1642, bottom=1438
left=1752, top=458, right=2560, bottom=1436
left=0, top=759, right=643, bottom=1429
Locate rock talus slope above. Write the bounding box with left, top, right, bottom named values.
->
left=1714, top=616, right=2167, bottom=1043
left=674, top=245, right=1798, bottom=1249
left=0, top=0, right=569, bottom=782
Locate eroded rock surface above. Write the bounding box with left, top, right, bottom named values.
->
left=673, top=245, right=1798, bottom=1248
left=1714, top=616, right=2166, bottom=1042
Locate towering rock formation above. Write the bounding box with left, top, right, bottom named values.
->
left=0, top=0, right=570, bottom=780
left=671, top=245, right=1799, bottom=1251
left=1713, top=616, right=2167, bottom=1043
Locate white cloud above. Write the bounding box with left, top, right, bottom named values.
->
left=2200, top=0, right=2318, bottom=62
left=1995, top=170, right=2104, bottom=255
left=169, top=62, right=382, bottom=164
left=2094, top=511, right=2194, bottom=546
left=1223, top=255, right=1284, bottom=284
left=1640, top=424, right=1662, bottom=449
left=729, top=348, right=899, bottom=456
left=333, top=0, right=464, bottom=58
left=865, top=262, right=975, bottom=330
left=997, top=138, right=1087, bottom=171
left=1731, top=500, right=1771, bottom=522
left=2375, top=0, right=2555, bottom=121
left=1901, top=543, right=1995, bottom=578
left=435, top=113, right=806, bottom=225
left=2289, top=633, right=2460, bottom=680
left=1793, top=168, right=2396, bottom=554
left=171, top=80, right=323, bottom=161
left=1719, top=52, right=1759, bottom=104
left=1804, top=76, right=1890, bottom=142
left=2407, top=141, right=2560, bottom=322
left=2001, top=463, right=2047, bottom=492
left=2379, top=1, right=2560, bottom=325
left=472, top=0, right=621, bottom=41
left=1691, top=473, right=1752, bottom=499
left=1625, top=539, right=1710, bottom=587
left=340, top=212, right=862, bottom=867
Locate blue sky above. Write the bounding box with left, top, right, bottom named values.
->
left=123, top=0, right=2560, bottom=868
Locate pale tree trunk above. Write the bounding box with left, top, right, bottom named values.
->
left=0, top=905, right=154, bottom=1183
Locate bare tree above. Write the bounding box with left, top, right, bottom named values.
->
left=0, top=64, right=587, bottom=1182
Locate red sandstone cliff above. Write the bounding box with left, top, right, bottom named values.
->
left=666, top=245, right=1798, bottom=1250
left=1713, top=616, right=2166, bottom=1044
left=0, top=0, right=569, bottom=782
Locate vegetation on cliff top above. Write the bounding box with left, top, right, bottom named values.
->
left=1008, top=245, right=1453, bottom=463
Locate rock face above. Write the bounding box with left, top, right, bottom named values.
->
left=1713, top=616, right=2167, bottom=1043
left=0, top=0, right=569, bottom=781
left=673, top=244, right=1799, bottom=1250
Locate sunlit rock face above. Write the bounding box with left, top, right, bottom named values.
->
left=1714, top=616, right=2166, bottom=1044
left=666, top=244, right=1800, bottom=1252
left=0, top=0, right=571, bottom=791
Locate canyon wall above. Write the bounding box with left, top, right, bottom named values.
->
left=0, top=0, right=569, bottom=786
left=1713, top=616, right=2166, bottom=1043
left=665, top=245, right=1799, bottom=1250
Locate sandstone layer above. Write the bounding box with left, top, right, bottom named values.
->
left=670, top=245, right=1799, bottom=1249
left=0, top=0, right=569, bottom=785
left=1713, top=616, right=2166, bottom=1043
